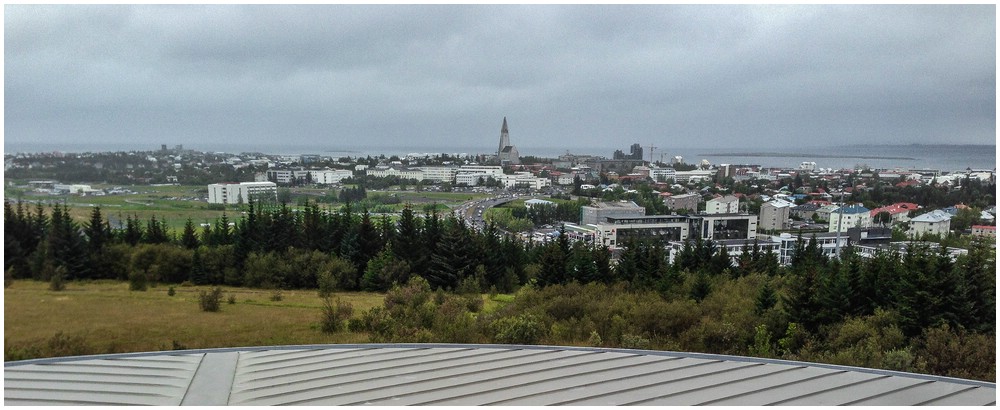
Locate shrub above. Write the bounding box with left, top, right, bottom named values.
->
left=49, top=266, right=66, bottom=291
left=620, top=334, right=651, bottom=350
left=128, top=270, right=148, bottom=291
left=491, top=314, right=546, bottom=345
left=167, top=286, right=176, bottom=296
left=588, top=330, right=603, bottom=347
left=270, top=290, right=283, bottom=302
left=5, top=267, right=14, bottom=288
left=199, top=287, right=223, bottom=312
left=227, top=294, right=237, bottom=304
left=320, top=296, right=354, bottom=333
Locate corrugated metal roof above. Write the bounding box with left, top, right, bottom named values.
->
left=5, top=344, right=995, bottom=406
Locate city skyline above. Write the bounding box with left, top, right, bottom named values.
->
left=5, top=5, right=996, bottom=152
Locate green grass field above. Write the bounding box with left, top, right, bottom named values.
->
left=7, top=184, right=492, bottom=233
left=3, top=280, right=384, bottom=360
left=4, top=280, right=507, bottom=361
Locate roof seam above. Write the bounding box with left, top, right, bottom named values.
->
left=552, top=361, right=763, bottom=405
left=766, top=374, right=890, bottom=405
left=694, top=368, right=847, bottom=405
left=626, top=365, right=808, bottom=405
left=230, top=348, right=564, bottom=404
left=841, top=379, right=936, bottom=405
left=230, top=347, right=529, bottom=396
left=424, top=355, right=690, bottom=406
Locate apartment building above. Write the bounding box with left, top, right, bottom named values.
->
left=207, top=181, right=277, bottom=205
left=759, top=199, right=794, bottom=231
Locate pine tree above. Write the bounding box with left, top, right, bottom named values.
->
left=181, top=218, right=200, bottom=250
left=47, top=203, right=89, bottom=280
left=426, top=216, right=476, bottom=290
left=391, top=205, right=424, bottom=276
left=123, top=214, right=144, bottom=246
left=754, top=281, right=778, bottom=314
left=190, top=248, right=209, bottom=285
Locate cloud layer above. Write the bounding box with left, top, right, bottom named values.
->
left=5, top=5, right=995, bottom=154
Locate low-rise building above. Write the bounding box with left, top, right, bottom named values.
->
left=970, top=225, right=996, bottom=239
left=207, top=181, right=277, bottom=205
left=759, top=199, right=794, bottom=231
left=663, top=193, right=701, bottom=212
left=595, top=215, right=691, bottom=249
left=908, top=210, right=953, bottom=238
left=767, top=232, right=850, bottom=265
left=498, top=172, right=551, bottom=190
left=695, top=213, right=758, bottom=241
left=419, top=166, right=459, bottom=183
left=366, top=166, right=424, bottom=181
left=828, top=205, right=872, bottom=233
left=581, top=201, right=646, bottom=225
left=706, top=195, right=740, bottom=214
left=869, top=202, right=919, bottom=225
left=790, top=203, right=821, bottom=221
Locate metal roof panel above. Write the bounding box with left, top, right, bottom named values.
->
left=4, top=344, right=994, bottom=406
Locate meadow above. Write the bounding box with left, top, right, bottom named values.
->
left=6, top=183, right=490, bottom=232
left=4, top=280, right=385, bottom=360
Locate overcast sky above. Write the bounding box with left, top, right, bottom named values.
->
left=4, top=4, right=996, bottom=155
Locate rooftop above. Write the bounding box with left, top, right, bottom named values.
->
left=5, top=344, right=994, bottom=406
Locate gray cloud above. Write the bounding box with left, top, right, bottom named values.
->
left=4, top=4, right=995, bottom=154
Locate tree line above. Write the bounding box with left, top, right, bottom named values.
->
left=3, top=198, right=994, bottom=381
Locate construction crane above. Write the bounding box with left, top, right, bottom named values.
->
left=647, top=144, right=657, bottom=164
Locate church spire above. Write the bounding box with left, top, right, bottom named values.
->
left=501, top=116, right=508, bottom=134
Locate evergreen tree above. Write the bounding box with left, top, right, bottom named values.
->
left=754, top=281, right=778, bottom=314
left=565, top=241, right=597, bottom=284
left=425, top=216, right=476, bottom=290
left=190, top=248, right=209, bottom=285
left=956, top=239, right=995, bottom=332
left=47, top=203, right=89, bottom=280
left=181, top=218, right=200, bottom=250
left=690, top=271, right=712, bottom=302
left=392, top=204, right=424, bottom=272
left=123, top=214, right=144, bottom=246
left=143, top=215, right=170, bottom=244
left=354, top=209, right=382, bottom=274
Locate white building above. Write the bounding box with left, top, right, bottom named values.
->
left=908, top=210, right=953, bottom=238
left=828, top=205, right=873, bottom=233
left=649, top=166, right=677, bottom=182
left=366, top=166, right=424, bottom=181
left=499, top=172, right=551, bottom=190
left=799, top=162, right=817, bottom=171
left=207, top=182, right=277, bottom=205
left=419, top=166, right=459, bottom=183
left=458, top=165, right=503, bottom=178
left=456, top=173, right=491, bottom=186
left=767, top=232, right=850, bottom=265
left=581, top=201, right=646, bottom=225
left=309, top=170, right=354, bottom=184
left=705, top=195, right=740, bottom=214
left=759, top=199, right=794, bottom=231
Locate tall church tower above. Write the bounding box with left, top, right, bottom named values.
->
left=497, top=117, right=510, bottom=158
left=496, top=117, right=520, bottom=166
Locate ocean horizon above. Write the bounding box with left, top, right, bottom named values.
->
left=5, top=141, right=995, bottom=172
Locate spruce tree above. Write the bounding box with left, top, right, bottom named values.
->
left=181, top=218, right=200, bottom=250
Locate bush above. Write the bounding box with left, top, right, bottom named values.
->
left=49, top=266, right=66, bottom=291
left=167, top=286, right=176, bottom=296
left=199, top=287, right=223, bottom=312
left=5, top=267, right=14, bottom=288
left=128, top=270, right=148, bottom=291
left=620, top=333, right=651, bottom=350
left=491, top=314, right=546, bottom=345
left=227, top=294, right=237, bottom=304
left=320, top=296, right=354, bottom=333
left=270, top=290, right=283, bottom=302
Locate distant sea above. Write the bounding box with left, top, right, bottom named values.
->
left=5, top=142, right=996, bottom=173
